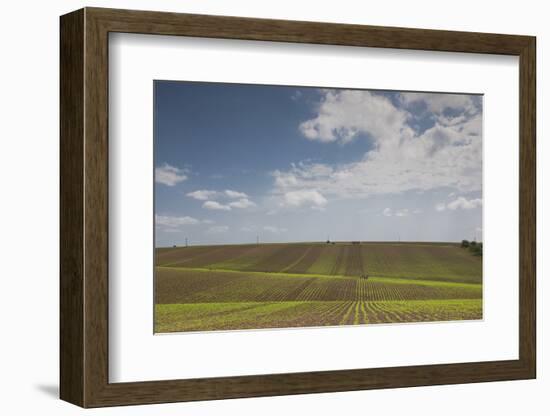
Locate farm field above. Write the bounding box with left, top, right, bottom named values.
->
left=154, top=242, right=482, bottom=333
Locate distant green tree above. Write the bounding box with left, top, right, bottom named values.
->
left=469, top=242, right=483, bottom=256
left=460, top=239, right=482, bottom=256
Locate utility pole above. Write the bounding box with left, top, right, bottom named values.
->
left=256, top=235, right=259, bottom=245
left=185, top=237, right=188, bottom=247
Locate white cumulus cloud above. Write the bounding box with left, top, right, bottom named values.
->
left=187, top=190, right=218, bottom=200
left=190, top=189, right=255, bottom=210
left=228, top=198, right=256, bottom=209
left=224, top=190, right=248, bottom=199
left=447, top=197, right=482, bottom=210
left=275, top=90, right=482, bottom=201
left=155, top=164, right=188, bottom=186
left=299, top=90, right=408, bottom=144
left=203, top=201, right=231, bottom=211
left=435, top=197, right=482, bottom=211
left=400, top=92, right=479, bottom=114
left=281, top=189, right=327, bottom=209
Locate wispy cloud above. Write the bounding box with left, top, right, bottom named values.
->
left=263, top=225, right=288, bottom=234
left=395, top=209, right=409, bottom=217
left=207, top=225, right=229, bottom=233
left=290, top=90, right=303, bottom=101
left=155, top=214, right=201, bottom=232
left=156, top=214, right=200, bottom=227
left=382, top=208, right=412, bottom=217
left=155, top=163, right=188, bottom=186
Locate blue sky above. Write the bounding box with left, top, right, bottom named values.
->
left=154, top=81, right=482, bottom=247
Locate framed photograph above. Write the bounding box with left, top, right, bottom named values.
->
left=60, top=7, right=536, bottom=407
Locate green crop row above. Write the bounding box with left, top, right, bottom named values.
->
left=155, top=299, right=482, bottom=333
left=156, top=242, right=482, bottom=284
left=155, top=267, right=481, bottom=305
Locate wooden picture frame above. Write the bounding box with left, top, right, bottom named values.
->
left=60, top=7, right=536, bottom=408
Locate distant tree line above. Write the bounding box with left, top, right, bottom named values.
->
left=461, top=240, right=483, bottom=256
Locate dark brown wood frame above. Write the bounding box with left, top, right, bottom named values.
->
left=60, top=7, right=536, bottom=408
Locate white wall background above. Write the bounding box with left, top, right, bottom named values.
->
left=0, top=0, right=545, bottom=414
